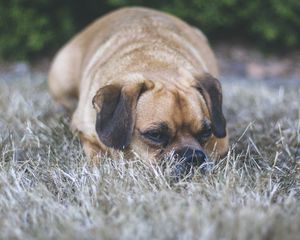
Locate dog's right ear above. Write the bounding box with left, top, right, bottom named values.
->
left=194, top=73, right=226, bottom=138
left=92, top=81, right=154, bottom=150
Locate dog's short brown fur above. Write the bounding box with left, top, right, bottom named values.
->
left=48, top=7, right=229, bottom=163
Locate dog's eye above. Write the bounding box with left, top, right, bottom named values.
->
left=197, top=125, right=212, bottom=143
left=142, top=130, right=168, bottom=145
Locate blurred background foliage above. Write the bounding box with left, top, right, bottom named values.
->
left=0, top=0, right=299, bottom=61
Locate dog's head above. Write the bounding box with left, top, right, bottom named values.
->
left=92, top=73, right=228, bottom=175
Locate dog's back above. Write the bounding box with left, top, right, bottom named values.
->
left=49, top=7, right=218, bottom=110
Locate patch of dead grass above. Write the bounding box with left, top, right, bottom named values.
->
left=0, top=74, right=299, bottom=239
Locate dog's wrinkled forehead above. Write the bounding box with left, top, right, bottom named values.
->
left=135, top=85, right=207, bottom=133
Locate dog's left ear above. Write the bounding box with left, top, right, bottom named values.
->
left=92, top=80, right=154, bottom=150
left=194, top=73, right=226, bottom=138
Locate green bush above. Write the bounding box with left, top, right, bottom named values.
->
left=0, top=0, right=299, bottom=61
left=0, top=0, right=112, bottom=60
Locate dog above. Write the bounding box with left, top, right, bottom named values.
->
left=48, top=7, right=229, bottom=173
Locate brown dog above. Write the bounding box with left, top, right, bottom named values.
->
left=48, top=7, right=229, bottom=171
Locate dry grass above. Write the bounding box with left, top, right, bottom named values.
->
left=0, top=72, right=299, bottom=240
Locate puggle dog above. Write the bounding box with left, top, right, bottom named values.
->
left=48, top=7, right=229, bottom=174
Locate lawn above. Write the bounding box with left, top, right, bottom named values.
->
left=0, top=69, right=299, bottom=239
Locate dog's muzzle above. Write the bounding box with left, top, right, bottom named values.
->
left=166, top=147, right=208, bottom=180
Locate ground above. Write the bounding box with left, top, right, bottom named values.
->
left=0, top=54, right=299, bottom=239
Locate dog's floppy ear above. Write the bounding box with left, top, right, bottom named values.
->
left=195, top=73, right=226, bottom=138
left=92, top=81, right=154, bottom=149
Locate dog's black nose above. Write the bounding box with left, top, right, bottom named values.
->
left=174, top=147, right=206, bottom=166
left=171, top=147, right=207, bottom=179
